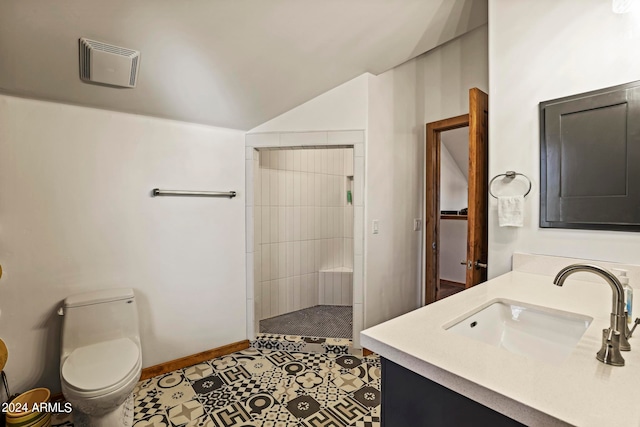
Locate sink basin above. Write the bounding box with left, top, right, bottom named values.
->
left=445, top=299, right=592, bottom=364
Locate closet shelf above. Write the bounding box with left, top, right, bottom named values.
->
left=441, top=215, right=468, bottom=220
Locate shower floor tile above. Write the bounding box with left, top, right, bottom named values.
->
left=50, top=347, right=381, bottom=427
left=260, top=305, right=353, bottom=338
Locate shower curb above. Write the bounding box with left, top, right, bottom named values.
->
left=251, top=333, right=361, bottom=356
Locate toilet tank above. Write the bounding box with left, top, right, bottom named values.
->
left=60, top=288, right=140, bottom=358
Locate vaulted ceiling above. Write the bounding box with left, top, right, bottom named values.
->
left=0, top=0, right=487, bottom=130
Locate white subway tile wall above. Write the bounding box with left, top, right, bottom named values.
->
left=254, top=147, right=354, bottom=320
left=319, top=269, right=353, bottom=306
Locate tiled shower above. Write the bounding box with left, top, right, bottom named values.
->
left=253, top=147, right=354, bottom=327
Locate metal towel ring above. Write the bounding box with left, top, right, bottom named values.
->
left=489, top=171, right=532, bottom=199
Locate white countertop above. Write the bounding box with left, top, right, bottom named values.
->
left=361, top=270, right=640, bottom=427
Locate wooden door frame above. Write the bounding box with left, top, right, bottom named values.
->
left=466, top=88, right=489, bottom=289
left=425, top=114, right=469, bottom=305
left=425, top=88, right=489, bottom=305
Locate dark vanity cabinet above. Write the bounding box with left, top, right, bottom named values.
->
left=380, top=358, right=524, bottom=427
left=540, top=80, right=640, bottom=231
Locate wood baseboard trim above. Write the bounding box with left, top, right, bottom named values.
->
left=48, top=340, right=249, bottom=401
left=362, top=347, right=373, bottom=357
left=140, top=340, right=250, bottom=381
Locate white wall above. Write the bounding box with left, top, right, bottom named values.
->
left=440, top=145, right=468, bottom=211
left=488, top=1, right=640, bottom=277
left=440, top=220, right=467, bottom=283
left=364, top=24, right=488, bottom=325
left=0, top=95, right=246, bottom=394
left=365, top=61, right=423, bottom=327
left=422, top=25, right=489, bottom=123
left=250, top=74, right=369, bottom=133
left=253, top=148, right=354, bottom=320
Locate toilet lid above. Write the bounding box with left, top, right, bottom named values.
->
left=62, top=338, right=139, bottom=392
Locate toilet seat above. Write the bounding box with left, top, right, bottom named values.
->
left=61, top=338, right=141, bottom=398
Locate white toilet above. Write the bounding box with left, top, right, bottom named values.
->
left=59, top=288, right=142, bottom=427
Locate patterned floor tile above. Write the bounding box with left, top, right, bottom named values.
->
left=300, top=408, right=344, bottom=427
left=271, top=375, right=300, bottom=405
left=196, top=385, right=240, bottom=413
left=348, top=414, right=381, bottom=427
left=135, top=393, right=164, bottom=420
left=210, top=356, right=238, bottom=371
left=157, top=378, right=197, bottom=410
left=349, top=365, right=369, bottom=383
left=301, top=383, right=349, bottom=408
left=320, top=345, right=349, bottom=355
left=184, top=363, right=215, bottom=381
left=250, top=401, right=300, bottom=425
left=218, top=364, right=252, bottom=384
left=243, top=392, right=277, bottom=419
left=294, top=371, right=325, bottom=390
left=352, top=386, right=380, bottom=410
left=183, top=414, right=216, bottom=427
left=158, top=372, right=188, bottom=389
left=363, top=356, right=380, bottom=367
left=350, top=361, right=381, bottom=385
left=134, top=413, right=171, bottom=427
left=192, top=374, right=226, bottom=394
left=252, top=336, right=313, bottom=353
left=316, top=360, right=341, bottom=380
left=49, top=340, right=380, bottom=427
left=167, top=399, right=207, bottom=426
left=293, top=353, right=333, bottom=371
left=209, top=401, right=252, bottom=426
left=227, top=377, right=275, bottom=400
left=368, top=378, right=381, bottom=392
left=265, top=351, right=297, bottom=367
left=335, top=355, right=362, bottom=370
left=256, top=334, right=287, bottom=341
left=331, top=373, right=364, bottom=393
left=51, top=413, right=74, bottom=426
left=239, top=355, right=276, bottom=376
left=324, top=338, right=350, bottom=346
left=286, top=395, right=321, bottom=419
left=282, top=361, right=306, bottom=376
left=255, top=366, right=287, bottom=390
left=253, top=333, right=355, bottom=357
left=300, top=343, right=325, bottom=354
left=135, top=378, right=158, bottom=399
left=325, top=396, right=368, bottom=425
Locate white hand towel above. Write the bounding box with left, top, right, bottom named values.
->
left=498, top=195, right=524, bottom=227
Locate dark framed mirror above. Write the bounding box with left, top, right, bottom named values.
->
left=540, top=80, right=640, bottom=231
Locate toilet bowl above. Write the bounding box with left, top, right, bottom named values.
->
left=59, top=289, right=141, bottom=427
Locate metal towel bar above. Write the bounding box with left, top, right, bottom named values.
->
left=152, top=189, right=236, bottom=198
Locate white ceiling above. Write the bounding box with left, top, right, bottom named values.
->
left=0, top=0, right=487, bottom=130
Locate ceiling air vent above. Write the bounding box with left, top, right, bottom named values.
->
left=79, top=38, right=140, bottom=88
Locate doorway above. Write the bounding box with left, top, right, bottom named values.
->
left=425, top=88, right=488, bottom=304
left=245, top=130, right=367, bottom=350
left=252, top=146, right=355, bottom=338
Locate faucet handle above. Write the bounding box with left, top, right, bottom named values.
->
left=628, top=317, right=640, bottom=339
left=597, top=328, right=625, bottom=366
